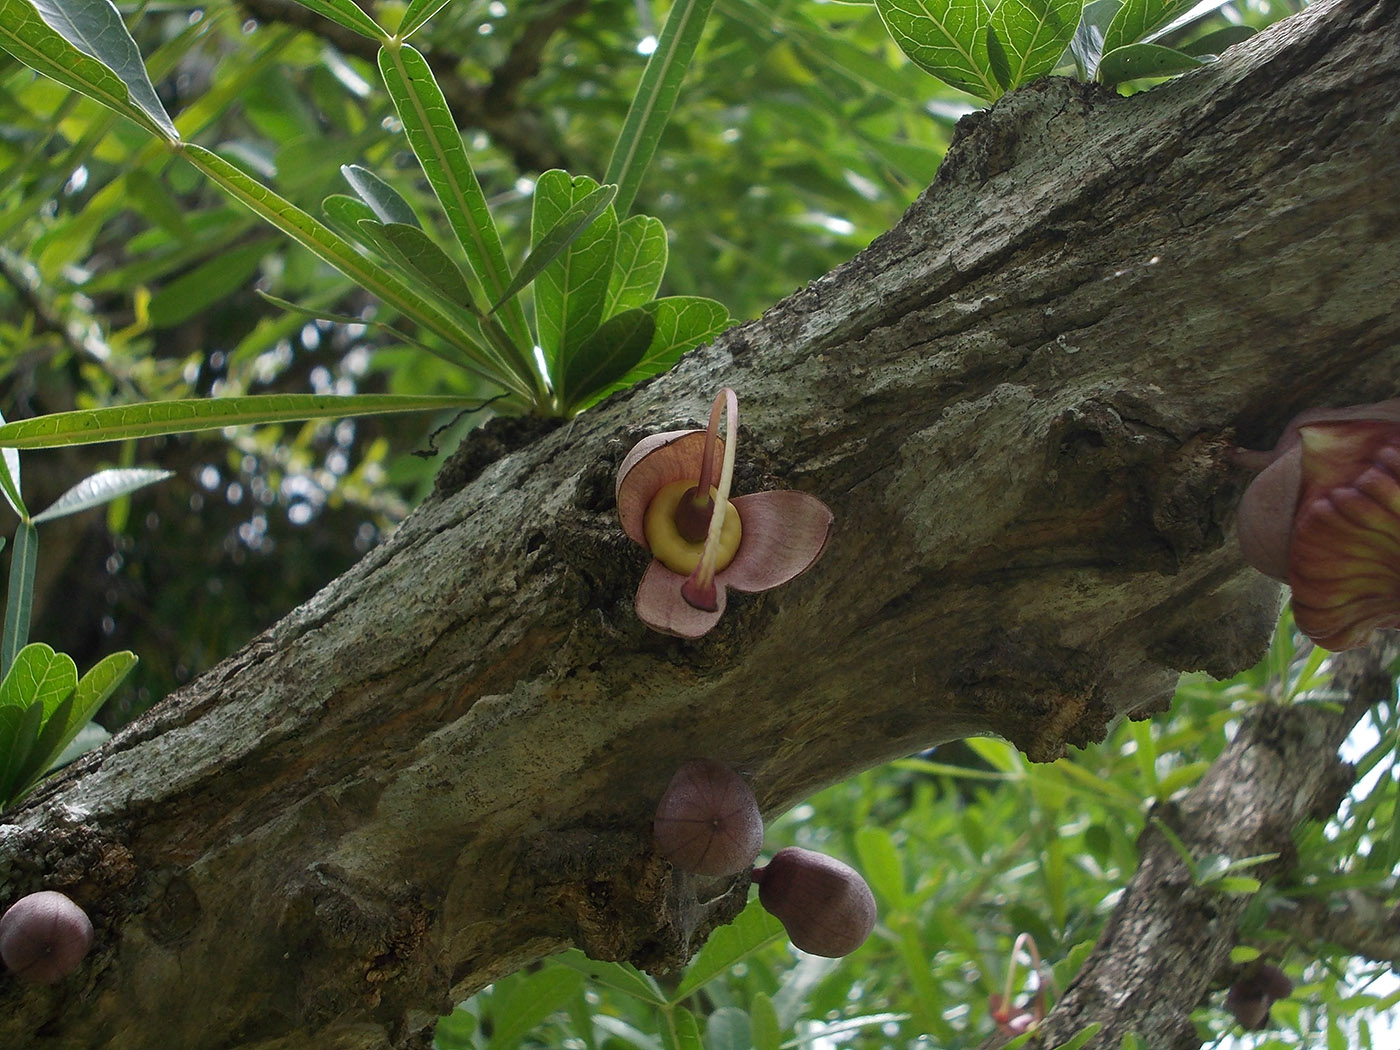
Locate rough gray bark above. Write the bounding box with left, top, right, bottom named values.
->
left=2, top=0, right=1398, bottom=1047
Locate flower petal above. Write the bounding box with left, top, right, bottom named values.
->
left=1237, top=447, right=1302, bottom=580
left=635, top=559, right=728, bottom=638
left=615, top=430, right=723, bottom=546
left=722, top=491, right=834, bottom=594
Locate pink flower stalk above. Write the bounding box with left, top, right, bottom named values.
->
left=989, top=933, right=1046, bottom=1037
left=615, top=388, right=834, bottom=638
left=1235, top=399, right=1400, bottom=650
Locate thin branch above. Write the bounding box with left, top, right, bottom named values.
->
left=994, top=635, right=1399, bottom=1050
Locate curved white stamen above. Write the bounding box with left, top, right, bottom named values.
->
left=683, top=388, right=738, bottom=609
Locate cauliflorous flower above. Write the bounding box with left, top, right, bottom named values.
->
left=1235, top=399, right=1400, bottom=650
left=615, top=388, right=833, bottom=638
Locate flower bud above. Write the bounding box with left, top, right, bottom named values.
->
left=753, top=847, right=876, bottom=958
left=653, top=759, right=763, bottom=876
left=1225, top=963, right=1292, bottom=1031
left=0, top=891, right=94, bottom=984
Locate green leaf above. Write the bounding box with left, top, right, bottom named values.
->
left=873, top=0, right=999, bottom=101
left=380, top=222, right=472, bottom=304
left=560, top=307, right=655, bottom=411
left=395, top=0, right=452, bottom=39
left=487, top=965, right=584, bottom=1049
left=31, top=468, right=174, bottom=524
left=147, top=238, right=273, bottom=328
left=1149, top=815, right=1198, bottom=879
left=990, top=0, right=1085, bottom=89
left=749, top=992, right=781, bottom=1050
left=280, top=0, right=384, bottom=41
left=0, top=643, right=77, bottom=716
left=1097, top=42, right=1203, bottom=85
left=322, top=193, right=382, bottom=243
left=0, top=0, right=175, bottom=139
left=985, top=25, right=1012, bottom=92
left=1214, top=876, right=1262, bottom=895
left=670, top=900, right=785, bottom=1002
left=1230, top=945, right=1262, bottom=964
left=0, top=412, right=24, bottom=519
left=2, top=522, right=37, bottom=677
left=341, top=164, right=419, bottom=227
left=0, top=698, right=44, bottom=803
left=23, top=0, right=177, bottom=139
left=494, top=180, right=618, bottom=313
left=606, top=214, right=668, bottom=318
left=1103, top=0, right=1198, bottom=52
left=1052, top=1022, right=1104, bottom=1050
left=179, top=144, right=523, bottom=394
left=705, top=1007, right=750, bottom=1050
left=377, top=44, right=533, bottom=356
left=604, top=0, right=717, bottom=216
left=855, top=825, right=907, bottom=909
left=552, top=949, right=666, bottom=1006
left=574, top=295, right=729, bottom=411
left=1179, top=24, right=1255, bottom=57
left=10, top=690, right=73, bottom=799
left=0, top=394, right=482, bottom=449
left=664, top=1006, right=703, bottom=1050
left=531, top=171, right=620, bottom=382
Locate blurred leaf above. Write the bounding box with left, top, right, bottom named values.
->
left=874, top=0, right=999, bottom=100
left=280, top=0, right=384, bottom=41
left=1178, top=24, right=1255, bottom=58
left=855, top=825, right=906, bottom=909
left=146, top=238, right=273, bottom=328
left=31, top=468, right=174, bottom=524
left=749, top=992, right=781, bottom=1050
left=1097, top=41, right=1202, bottom=85
left=0, top=394, right=480, bottom=449
left=663, top=1005, right=702, bottom=1050
left=552, top=949, right=666, bottom=1006
left=341, top=163, right=419, bottom=227
left=1230, top=945, right=1261, bottom=964
left=604, top=0, right=717, bottom=216
left=487, top=966, right=584, bottom=1049
left=1214, top=876, right=1262, bottom=895
left=671, top=900, right=785, bottom=1002
left=1053, top=1022, right=1103, bottom=1050
left=705, top=1007, right=750, bottom=1050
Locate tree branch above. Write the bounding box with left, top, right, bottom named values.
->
left=2, top=1, right=1398, bottom=1048
left=1010, top=637, right=1397, bottom=1050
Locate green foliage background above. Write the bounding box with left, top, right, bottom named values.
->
left=3, top=0, right=1393, bottom=1046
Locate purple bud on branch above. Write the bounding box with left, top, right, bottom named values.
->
left=1225, top=963, right=1292, bottom=1031
left=753, top=846, right=876, bottom=958
left=0, top=891, right=94, bottom=984
left=653, top=759, right=763, bottom=876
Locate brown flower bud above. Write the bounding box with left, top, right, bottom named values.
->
left=653, top=759, right=763, bottom=876
left=753, top=846, right=876, bottom=958
left=1225, top=963, right=1292, bottom=1031
left=0, top=891, right=94, bottom=984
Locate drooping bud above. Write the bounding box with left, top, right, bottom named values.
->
left=1225, top=963, right=1292, bottom=1031
left=653, top=759, right=763, bottom=876
left=753, top=846, right=876, bottom=958
left=0, top=891, right=95, bottom=984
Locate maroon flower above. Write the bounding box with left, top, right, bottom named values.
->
left=1236, top=400, right=1400, bottom=650
left=616, top=389, right=833, bottom=638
